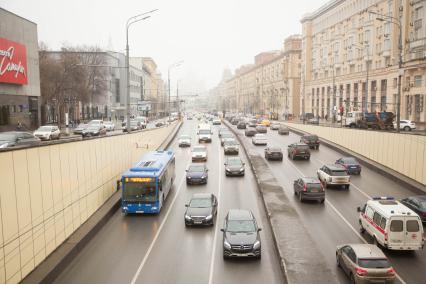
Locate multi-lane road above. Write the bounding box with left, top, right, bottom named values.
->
left=53, top=119, right=283, bottom=284
left=227, top=121, right=425, bottom=284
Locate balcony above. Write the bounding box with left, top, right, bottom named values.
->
left=409, top=38, right=426, bottom=50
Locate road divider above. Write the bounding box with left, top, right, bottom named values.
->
left=21, top=121, right=182, bottom=284
left=224, top=121, right=337, bottom=284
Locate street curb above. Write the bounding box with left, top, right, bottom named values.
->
left=21, top=121, right=183, bottom=284
left=224, top=121, right=337, bottom=284
left=285, top=124, right=426, bottom=194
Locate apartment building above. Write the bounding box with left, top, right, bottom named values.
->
left=300, top=0, right=426, bottom=123
left=223, top=35, right=302, bottom=119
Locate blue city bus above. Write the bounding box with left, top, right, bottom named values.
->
left=121, top=150, right=175, bottom=214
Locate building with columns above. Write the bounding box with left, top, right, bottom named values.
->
left=222, top=35, right=302, bottom=119
left=300, top=0, right=426, bottom=123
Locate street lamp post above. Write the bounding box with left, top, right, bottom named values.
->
left=125, top=9, right=158, bottom=132
left=167, top=60, right=184, bottom=120
left=370, top=11, right=403, bottom=133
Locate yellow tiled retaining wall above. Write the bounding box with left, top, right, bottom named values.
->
left=0, top=123, right=176, bottom=283
left=286, top=123, right=426, bottom=186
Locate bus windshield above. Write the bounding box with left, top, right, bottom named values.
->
left=123, top=182, right=157, bottom=202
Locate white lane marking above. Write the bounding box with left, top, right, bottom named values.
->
left=311, top=157, right=371, bottom=199
left=130, top=168, right=188, bottom=284
left=286, top=155, right=406, bottom=284
left=208, top=139, right=223, bottom=284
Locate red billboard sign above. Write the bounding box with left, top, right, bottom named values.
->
left=0, top=38, right=28, bottom=85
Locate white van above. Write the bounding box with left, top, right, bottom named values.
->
left=358, top=197, right=424, bottom=251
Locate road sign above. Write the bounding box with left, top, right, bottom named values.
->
left=137, top=101, right=151, bottom=111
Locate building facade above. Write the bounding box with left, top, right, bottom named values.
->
left=0, top=8, right=41, bottom=130
left=301, top=0, right=426, bottom=123
left=222, top=35, right=302, bottom=119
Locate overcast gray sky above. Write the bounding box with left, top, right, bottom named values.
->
left=0, top=0, right=326, bottom=95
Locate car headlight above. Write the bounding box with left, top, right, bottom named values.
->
left=185, top=215, right=192, bottom=220
left=187, top=176, right=192, bottom=179
left=253, top=240, right=261, bottom=249
left=0, top=143, right=9, bottom=148
left=240, top=168, right=245, bottom=172
left=206, top=214, right=213, bottom=220
left=201, top=175, right=206, bottom=179
left=226, top=168, right=231, bottom=172
left=224, top=239, right=231, bottom=250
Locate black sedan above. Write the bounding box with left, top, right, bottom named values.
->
left=264, top=147, right=283, bottom=161
left=237, top=121, right=247, bottom=129
left=184, top=193, right=217, bottom=226
left=245, top=128, right=257, bottom=137
left=186, top=164, right=208, bottom=185
left=0, top=131, right=40, bottom=149
left=400, top=196, right=426, bottom=223
left=335, top=157, right=361, bottom=175
left=224, top=157, right=245, bottom=176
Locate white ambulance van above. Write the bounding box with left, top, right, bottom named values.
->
left=358, top=197, right=424, bottom=251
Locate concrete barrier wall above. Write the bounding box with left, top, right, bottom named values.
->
left=0, top=123, right=176, bottom=284
left=286, top=123, right=426, bottom=186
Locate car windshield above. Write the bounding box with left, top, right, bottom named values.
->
left=330, top=170, right=347, bottom=176
left=342, top=157, right=358, bottom=164
left=419, top=201, right=426, bottom=209
left=180, top=135, right=190, bottom=140
left=222, top=133, right=233, bottom=138
left=193, top=147, right=205, bottom=152
left=199, top=129, right=211, bottom=134
left=123, top=182, right=157, bottom=202
left=304, top=135, right=318, bottom=141
left=87, top=125, right=99, bottom=130
left=358, top=259, right=391, bottom=269
left=77, top=124, right=86, bottom=128
left=188, top=165, right=205, bottom=172
left=297, top=145, right=309, bottom=150
left=189, top=198, right=211, bottom=208
left=37, top=126, right=53, bottom=131
left=269, top=147, right=281, bottom=152
left=0, top=133, right=16, bottom=141
left=227, top=159, right=242, bottom=166
left=227, top=220, right=256, bottom=233
left=224, top=141, right=238, bottom=146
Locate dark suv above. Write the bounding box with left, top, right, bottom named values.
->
left=237, top=121, right=247, bottom=129
left=293, top=177, right=325, bottom=203
left=287, top=143, right=310, bottom=160
left=300, top=135, right=320, bottom=149
left=221, top=209, right=261, bottom=259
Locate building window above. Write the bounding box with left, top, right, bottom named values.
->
left=414, top=75, right=422, bottom=87
left=393, top=78, right=398, bottom=88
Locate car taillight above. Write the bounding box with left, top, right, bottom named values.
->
left=384, top=232, right=388, bottom=242
left=356, top=267, right=367, bottom=276
left=422, top=212, right=426, bottom=217
left=387, top=268, right=395, bottom=275
left=303, top=185, right=307, bottom=192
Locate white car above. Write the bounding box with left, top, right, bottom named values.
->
left=394, top=120, right=416, bottom=131
left=317, top=164, right=350, bottom=189
left=103, top=121, right=115, bottom=131
left=178, top=135, right=191, bottom=147
left=212, top=119, right=221, bottom=125
left=33, top=125, right=61, bottom=140
left=270, top=123, right=280, bottom=130
left=191, top=145, right=207, bottom=162
left=252, top=134, right=268, bottom=145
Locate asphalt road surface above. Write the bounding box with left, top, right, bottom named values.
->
left=53, top=119, right=283, bottom=284
left=228, top=122, right=425, bottom=284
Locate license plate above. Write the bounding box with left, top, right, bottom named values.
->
left=194, top=221, right=202, bottom=224
left=310, top=189, right=319, bottom=192
left=136, top=211, right=144, bottom=213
